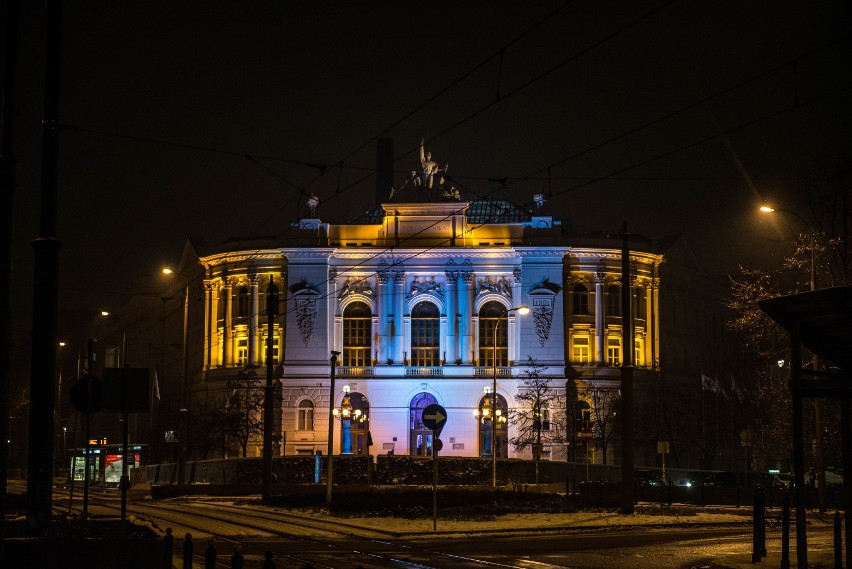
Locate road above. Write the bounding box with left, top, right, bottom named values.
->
left=32, top=483, right=840, bottom=568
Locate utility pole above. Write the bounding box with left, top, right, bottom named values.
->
left=27, top=0, right=63, bottom=536
left=326, top=351, right=340, bottom=504
left=620, top=221, right=635, bottom=515
left=262, top=275, right=275, bottom=502
left=0, top=0, right=20, bottom=544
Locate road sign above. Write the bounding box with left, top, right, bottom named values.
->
left=578, top=427, right=593, bottom=442
left=434, top=439, right=443, bottom=452
left=103, top=367, right=151, bottom=413
left=422, top=404, right=447, bottom=431
left=69, top=376, right=103, bottom=413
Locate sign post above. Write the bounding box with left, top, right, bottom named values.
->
left=578, top=427, right=593, bottom=482
left=657, top=441, right=670, bottom=484
left=422, top=404, right=447, bottom=531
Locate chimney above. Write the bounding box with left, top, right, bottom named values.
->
left=376, top=138, right=394, bottom=207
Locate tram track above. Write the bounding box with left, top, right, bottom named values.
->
left=50, top=489, right=547, bottom=568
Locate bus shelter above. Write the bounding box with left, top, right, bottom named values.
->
left=759, top=285, right=852, bottom=568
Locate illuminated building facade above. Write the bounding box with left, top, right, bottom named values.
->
left=197, top=186, right=663, bottom=462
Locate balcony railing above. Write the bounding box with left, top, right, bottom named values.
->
left=337, top=366, right=375, bottom=377
left=405, top=367, right=444, bottom=377
left=474, top=367, right=513, bottom=377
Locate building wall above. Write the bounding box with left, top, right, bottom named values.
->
left=196, top=202, right=664, bottom=462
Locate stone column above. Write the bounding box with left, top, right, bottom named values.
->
left=203, top=280, right=213, bottom=371
left=595, top=269, right=605, bottom=365
left=222, top=277, right=234, bottom=366
left=512, top=268, right=522, bottom=363
left=210, top=281, right=220, bottom=367
left=248, top=273, right=260, bottom=365
left=377, top=271, right=390, bottom=363
left=444, top=271, right=458, bottom=364
left=459, top=270, right=474, bottom=364
left=393, top=271, right=406, bottom=364
left=651, top=277, right=660, bottom=370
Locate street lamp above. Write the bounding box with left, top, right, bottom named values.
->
left=332, top=385, right=358, bottom=455
left=488, top=304, right=529, bottom=487
left=163, top=267, right=190, bottom=484
left=326, top=351, right=340, bottom=504
left=760, top=204, right=825, bottom=511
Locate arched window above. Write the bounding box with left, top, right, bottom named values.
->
left=409, top=392, right=438, bottom=456
left=236, top=286, right=249, bottom=318
left=606, top=285, right=620, bottom=316
left=478, top=301, right=508, bottom=367
left=297, top=400, right=314, bottom=431
left=411, top=302, right=440, bottom=366
left=343, top=302, right=372, bottom=366
left=265, top=282, right=279, bottom=317
left=635, top=286, right=646, bottom=319
left=477, top=392, right=508, bottom=458
left=572, top=284, right=589, bottom=315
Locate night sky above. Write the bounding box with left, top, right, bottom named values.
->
left=8, top=1, right=852, bottom=336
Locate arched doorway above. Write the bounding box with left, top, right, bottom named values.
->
left=477, top=393, right=508, bottom=458
left=342, top=391, right=370, bottom=455
left=410, top=392, right=438, bottom=456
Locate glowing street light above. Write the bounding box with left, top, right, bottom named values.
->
left=488, top=305, right=529, bottom=487
left=163, top=266, right=191, bottom=485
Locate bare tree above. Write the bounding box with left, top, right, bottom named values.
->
left=510, top=357, right=560, bottom=462
left=226, top=365, right=264, bottom=457
left=585, top=386, right=619, bottom=465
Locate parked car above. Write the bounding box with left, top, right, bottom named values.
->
left=677, top=471, right=714, bottom=488
left=704, top=471, right=750, bottom=487
left=634, top=469, right=664, bottom=486
left=759, top=473, right=788, bottom=491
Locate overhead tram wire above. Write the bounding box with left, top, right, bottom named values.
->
left=64, top=0, right=682, bottom=280
left=242, top=35, right=852, bottom=317
left=251, top=63, right=852, bottom=331
left=165, top=71, right=852, bottom=367
left=106, top=35, right=852, bottom=353
left=74, top=14, right=848, bottom=347
left=515, top=82, right=852, bottom=213
left=309, top=0, right=683, bottom=216
left=328, top=1, right=574, bottom=168
left=497, top=36, right=852, bottom=191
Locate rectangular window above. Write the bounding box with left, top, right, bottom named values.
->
left=607, top=338, right=621, bottom=366
left=572, top=336, right=590, bottom=364
left=263, top=334, right=280, bottom=365
left=236, top=338, right=248, bottom=366
left=297, top=408, right=314, bottom=431
left=344, top=317, right=371, bottom=366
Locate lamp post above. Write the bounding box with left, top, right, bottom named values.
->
left=489, top=305, right=529, bottom=487
left=332, top=385, right=356, bottom=455
left=760, top=205, right=825, bottom=511
left=163, top=268, right=190, bottom=485
left=326, top=351, right=340, bottom=504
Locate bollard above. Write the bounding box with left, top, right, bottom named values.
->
left=183, top=533, right=194, bottom=569
left=231, top=544, right=244, bottom=569
left=834, top=512, right=842, bottom=569
left=205, top=539, right=217, bottom=569
left=163, top=528, right=174, bottom=569
left=752, top=489, right=766, bottom=562
left=262, top=550, right=276, bottom=569
left=781, top=491, right=790, bottom=569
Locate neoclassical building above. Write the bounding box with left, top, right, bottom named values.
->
left=193, top=144, right=663, bottom=463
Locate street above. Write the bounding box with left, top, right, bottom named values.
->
left=35, top=483, right=837, bottom=569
